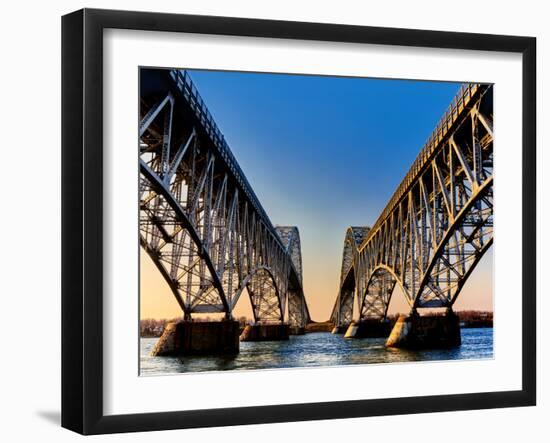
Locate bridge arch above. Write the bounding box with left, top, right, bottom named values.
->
left=359, top=265, right=401, bottom=319
left=231, top=265, right=284, bottom=323
left=140, top=161, right=229, bottom=319
left=412, top=177, right=493, bottom=309
left=331, top=227, right=369, bottom=326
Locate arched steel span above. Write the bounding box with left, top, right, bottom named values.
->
left=331, top=83, right=493, bottom=326
left=139, top=69, right=309, bottom=327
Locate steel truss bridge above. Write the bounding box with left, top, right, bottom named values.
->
left=331, top=84, right=493, bottom=327
left=139, top=69, right=310, bottom=327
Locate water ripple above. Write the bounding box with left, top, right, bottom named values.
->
left=140, top=328, right=493, bottom=375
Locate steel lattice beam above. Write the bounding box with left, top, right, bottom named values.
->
left=331, top=84, right=493, bottom=326
left=140, top=69, right=309, bottom=326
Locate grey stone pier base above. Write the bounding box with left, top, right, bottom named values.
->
left=240, top=323, right=290, bottom=341
left=385, top=310, right=461, bottom=349
left=151, top=320, right=240, bottom=356
left=289, top=326, right=306, bottom=335
left=331, top=324, right=349, bottom=334
left=344, top=319, right=392, bottom=338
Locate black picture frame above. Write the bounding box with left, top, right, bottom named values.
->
left=62, top=8, right=536, bottom=435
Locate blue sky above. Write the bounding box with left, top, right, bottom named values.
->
left=189, top=70, right=460, bottom=230
left=144, top=69, right=492, bottom=320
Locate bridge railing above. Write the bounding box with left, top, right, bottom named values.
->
left=169, top=69, right=275, bottom=234
left=360, top=82, right=483, bottom=249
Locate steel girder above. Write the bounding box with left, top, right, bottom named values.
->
left=330, top=227, right=370, bottom=326
left=331, top=84, right=493, bottom=325
left=139, top=69, right=309, bottom=326
left=275, top=226, right=309, bottom=327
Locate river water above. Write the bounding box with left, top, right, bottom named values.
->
left=140, top=328, right=492, bottom=375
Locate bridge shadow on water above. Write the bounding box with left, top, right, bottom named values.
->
left=140, top=328, right=493, bottom=375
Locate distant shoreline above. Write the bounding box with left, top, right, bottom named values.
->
left=140, top=311, right=493, bottom=338
left=140, top=325, right=494, bottom=339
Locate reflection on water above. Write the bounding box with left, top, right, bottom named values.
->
left=140, top=328, right=493, bottom=375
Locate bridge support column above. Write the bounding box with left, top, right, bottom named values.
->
left=151, top=320, right=240, bottom=356
left=331, top=324, right=350, bottom=334
left=289, top=326, right=306, bottom=335
left=344, top=319, right=392, bottom=338
left=240, top=323, right=290, bottom=341
left=385, top=310, right=461, bottom=349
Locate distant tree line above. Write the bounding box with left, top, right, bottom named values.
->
left=140, top=316, right=254, bottom=337
left=140, top=318, right=177, bottom=337
left=456, top=310, right=493, bottom=327
left=386, top=310, right=493, bottom=328
left=141, top=310, right=493, bottom=337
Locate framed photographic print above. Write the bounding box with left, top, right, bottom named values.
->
left=61, top=8, right=536, bottom=435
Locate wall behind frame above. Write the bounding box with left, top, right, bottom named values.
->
left=0, top=0, right=546, bottom=442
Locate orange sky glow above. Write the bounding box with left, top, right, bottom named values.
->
left=140, top=246, right=493, bottom=321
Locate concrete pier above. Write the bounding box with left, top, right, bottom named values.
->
left=385, top=311, right=461, bottom=349
left=331, top=324, right=350, bottom=334
left=240, top=323, right=290, bottom=341
left=343, top=319, right=392, bottom=338
left=151, top=320, right=240, bottom=356
left=289, top=326, right=306, bottom=335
